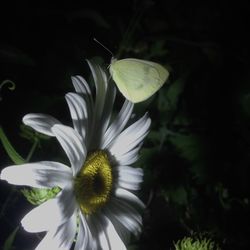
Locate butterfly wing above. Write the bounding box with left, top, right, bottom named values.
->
left=110, top=58, right=169, bottom=103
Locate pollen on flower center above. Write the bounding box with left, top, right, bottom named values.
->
left=74, top=150, right=112, bottom=215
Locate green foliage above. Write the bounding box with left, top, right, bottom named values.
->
left=163, top=186, right=188, bottom=206
left=147, top=40, right=169, bottom=59
left=174, top=236, right=220, bottom=250
left=21, top=186, right=61, bottom=206
left=169, top=134, right=208, bottom=182
left=169, top=134, right=204, bottom=163
left=3, top=226, right=19, bottom=250
left=158, top=76, right=186, bottom=115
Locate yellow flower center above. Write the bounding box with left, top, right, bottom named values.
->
left=74, top=150, right=112, bottom=215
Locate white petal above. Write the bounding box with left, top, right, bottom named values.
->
left=87, top=61, right=109, bottom=150
left=84, top=216, right=99, bottom=250
left=117, top=180, right=141, bottom=192
left=65, top=92, right=88, bottom=141
left=98, top=81, right=116, bottom=145
left=108, top=113, right=151, bottom=160
left=35, top=212, right=77, bottom=250
left=115, top=188, right=145, bottom=209
left=87, top=214, right=126, bottom=250
left=116, top=166, right=143, bottom=190
left=107, top=198, right=142, bottom=236
left=103, top=209, right=131, bottom=245
left=71, top=75, right=92, bottom=97
left=101, top=100, right=134, bottom=149
left=0, top=161, right=72, bottom=188
left=102, top=215, right=126, bottom=250
left=100, top=215, right=126, bottom=250
left=117, top=166, right=143, bottom=177
left=23, top=113, right=61, bottom=136
left=114, top=146, right=141, bottom=166
left=96, top=225, right=109, bottom=250
left=52, top=124, right=86, bottom=176
left=74, top=213, right=93, bottom=250
left=21, top=186, right=76, bottom=232
left=71, top=75, right=94, bottom=148
left=88, top=61, right=107, bottom=119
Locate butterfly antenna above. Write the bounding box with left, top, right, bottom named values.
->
left=93, top=38, right=114, bottom=57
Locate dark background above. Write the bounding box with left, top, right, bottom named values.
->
left=1, top=1, right=250, bottom=249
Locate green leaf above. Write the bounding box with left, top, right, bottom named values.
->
left=169, top=134, right=204, bottom=163
left=169, top=134, right=209, bottom=182
left=148, top=124, right=175, bottom=149
left=0, top=126, right=26, bottom=164
left=163, top=186, right=188, bottom=205
left=128, top=245, right=139, bottom=250
left=171, top=186, right=188, bottom=205
left=148, top=40, right=168, bottom=59
left=3, top=226, right=19, bottom=250
left=158, top=75, right=186, bottom=115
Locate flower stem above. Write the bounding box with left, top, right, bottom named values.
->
left=26, top=139, right=39, bottom=162
left=0, top=188, right=16, bottom=220
left=0, top=126, right=26, bottom=164
left=0, top=128, right=39, bottom=224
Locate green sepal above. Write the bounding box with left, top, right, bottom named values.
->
left=21, top=186, right=61, bottom=205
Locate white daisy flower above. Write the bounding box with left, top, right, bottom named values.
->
left=0, top=60, right=151, bottom=250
